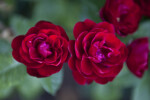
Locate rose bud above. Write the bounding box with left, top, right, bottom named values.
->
left=134, top=0, right=150, bottom=17
left=68, top=19, right=128, bottom=85
left=100, top=0, right=142, bottom=36
left=126, top=37, right=149, bottom=78
left=11, top=21, right=69, bottom=77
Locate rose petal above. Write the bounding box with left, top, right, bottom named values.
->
left=95, top=77, right=114, bottom=84
left=72, top=71, right=93, bottom=85
left=11, top=35, right=25, bottom=62
left=73, top=19, right=96, bottom=39
left=91, top=22, right=115, bottom=34
left=81, top=56, right=93, bottom=75
left=37, top=63, right=63, bottom=77
left=75, top=31, right=88, bottom=59
left=26, top=27, right=40, bottom=36
left=35, top=21, right=57, bottom=30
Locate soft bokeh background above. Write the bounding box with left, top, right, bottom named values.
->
left=0, top=0, right=150, bottom=100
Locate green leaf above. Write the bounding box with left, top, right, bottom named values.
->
left=0, top=61, right=27, bottom=89
left=133, top=21, right=150, bottom=38
left=132, top=72, right=150, bottom=100
left=113, top=64, right=140, bottom=88
left=0, top=39, right=11, bottom=54
left=91, top=83, right=122, bottom=100
left=0, top=87, right=13, bottom=99
left=17, top=75, right=43, bottom=100
left=39, top=69, right=63, bottom=95
left=0, top=39, right=13, bottom=71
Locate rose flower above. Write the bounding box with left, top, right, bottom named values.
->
left=68, top=19, right=128, bottom=85
left=126, top=37, right=149, bottom=78
left=11, top=21, right=69, bottom=77
left=100, top=0, right=142, bottom=36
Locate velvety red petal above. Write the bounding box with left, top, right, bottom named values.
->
left=26, top=27, right=40, bottom=36
left=27, top=68, right=45, bottom=78
left=37, top=63, right=63, bottom=77
left=11, top=35, right=25, bottom=62
left=81, top=56, right=93, bottom=75
left=29, top=47, right=41, bottom=61
left=68, top=57, right=76, bottom=71
left=75, top=31, right=88, bottom=59
left=91, top=22, right=115, bottom=34
left=73, top=19, right=96, bottom=39
left=22, top=34, right=36, bottom=53
left=35, top=21, right=57, bottom=30
left=95, top=77, right=114, bottom=84
left=82, top=32, right=96, bottom=55
left=60, top=47, right=69, bottom=63
left=68, top=40, right=76, bottom=61
left=72, top=71, right=93, bottom=85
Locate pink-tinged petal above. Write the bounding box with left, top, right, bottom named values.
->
left=38, top=42, right=52, bottom=58
left=37, top=63, right=63, bottom=77
left=68, top=40, right=75, bottom=56
left=35, top=21, right=57, bottom=30
left=73, top=19, right=96, bottom=39
left=72, top=71, right=93, bottom=85
left=81, top=56, right=93, bottom=75
left=126, top=37, right=149, bottom=78
left=95, top=77, right=114, bottom=84
left=26, top=27, right=40, bottom=36
left=68, top=57, right=76, bottom=71
left=11, top=35, right=25, bottom=62
left=75, top=32, right=88, bottom=59
left=91, top=22, right=115, bottom=34
left=57, top=25, right=69, bottom=41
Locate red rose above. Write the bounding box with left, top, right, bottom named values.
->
left=11, top=21, right=69, bottom=77
left=100, top=0, right=142, bottom=36
left=126, top=37, right=149, bottom=78
left=68, top=19, right=128, bottom=85
left=134, top=0, right=150, bottom=17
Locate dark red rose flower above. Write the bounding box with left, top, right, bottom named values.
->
left=134, top=0, right=150, bottom=17
left=100, top=0, right=142, bottom=36
left=11, top=21, right=69, bottom=77
left=68, top=19, right=128, bottom=85
left=126, top=37, right=149, bottom=78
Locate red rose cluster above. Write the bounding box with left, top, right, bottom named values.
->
left=11, top=0, right=149, bottom=85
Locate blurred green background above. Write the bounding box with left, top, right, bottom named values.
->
left=0, top=0, right=149, bottom=100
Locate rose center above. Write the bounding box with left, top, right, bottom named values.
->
left=38, top=42, right=52, bottom=58
left=96, top=49, right=105, bottom=62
